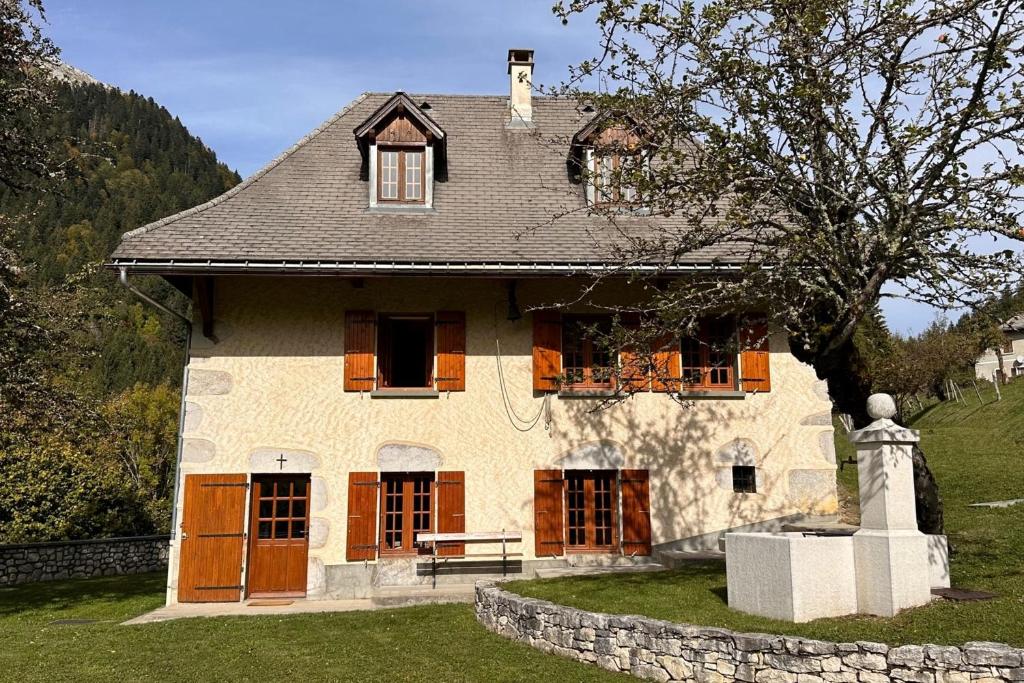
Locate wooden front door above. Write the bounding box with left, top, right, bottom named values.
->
left=178, top=473, right=248, bottom=603
left=246, top=475, right=310, bottom=597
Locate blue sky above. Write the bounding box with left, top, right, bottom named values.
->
left=42, top=1, right=1006, bottom=334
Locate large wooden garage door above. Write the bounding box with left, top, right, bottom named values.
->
left=178, top=473, right=248, bottom=603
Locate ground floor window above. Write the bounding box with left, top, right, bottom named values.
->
left=380, top=472, right=434, bottom=554
left=565, top=470, right=618, bottom=551
left=731, top=465, right=757, bottom=493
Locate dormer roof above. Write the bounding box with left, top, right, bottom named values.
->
left=354, top=92, right=448, bottom=180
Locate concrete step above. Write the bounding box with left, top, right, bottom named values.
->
left=657, top=549, right=725, bottom=569
left=369, top=584, right=475, bottom=608
left=534, top=563, right=667, bottom=580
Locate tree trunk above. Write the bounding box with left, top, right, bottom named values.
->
left=793, top=336, right=945, bottom=534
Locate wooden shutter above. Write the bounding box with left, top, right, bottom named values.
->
left=177, top=473, right=248, bottom=603
left=436, top=471, right=466, bottom=556
left=532, top=311, right=562, bottom=391
left=344, top=311, right=376, bottom=391
left=346, top=472, right=379, bottom=561
left=534, top=469, right=564, bottom=557
left=620, top=469, right=652, bottom=556
left=435, top=311, right=466, bottom=392
left=651, top=333, right=681, bottom=393
left=618, top=313, right=650, bottom=392
left=740, top=316, right=772, bottom=393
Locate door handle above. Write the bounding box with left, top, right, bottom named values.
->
left=181, top=531, right=189, bottom=541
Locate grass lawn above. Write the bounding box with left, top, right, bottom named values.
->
left=0, top=572, right=626, bottom=682
left=508, top=380, right=1024, bottom=647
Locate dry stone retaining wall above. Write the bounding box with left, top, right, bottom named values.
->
left=0, top=535, right=169, bottom=586
left=475, top=583, right=1024, bottom=683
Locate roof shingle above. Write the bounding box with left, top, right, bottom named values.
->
left=111, top=93, right=742, bottom=272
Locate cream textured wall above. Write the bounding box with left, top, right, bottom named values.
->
left=168, top=276, right=836, bottom=602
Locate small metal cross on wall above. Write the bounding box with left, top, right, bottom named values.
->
left=276, top=453, right=287, bottom=470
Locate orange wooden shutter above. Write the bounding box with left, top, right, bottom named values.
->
left=344, top=310, right=376, bottom=391
left=435, top=311, right=466, bottom=392
left=346, top=472, right=378, bottom=561
left=532, top=311, right=562, bottom=391
left=534, top=469, right=564, bottom=557
left=620, top=469, right=652, bottom=556
left=651, top=333, right=681, bottom=393
left=177, top=473, right=248, bottom=603
left=618, top=313, right=650, bottom=392
left=740, top=316, right=772, bottom=393
left=436, top=471, right=466, bottom=556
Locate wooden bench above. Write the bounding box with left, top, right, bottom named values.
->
left=416, top=531, right=523, bottom=586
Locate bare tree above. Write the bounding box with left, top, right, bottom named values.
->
left=549, top=0, right=1024, bottom=532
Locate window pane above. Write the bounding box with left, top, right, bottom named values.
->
left=380, top=150, right=398, bottom=199
left=405, top=151, right=422, bottom=200
left=291, top=499, right=306, bottom=519
left=258, top=521, right=272, bottom=539
left=291, top=519, right=306, bottom=539
left=274, top=520, right=289, bottom=539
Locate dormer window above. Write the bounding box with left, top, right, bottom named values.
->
left=594, top=152, right=639, bottom=205
left=354, top=92, right=447, bottom=210
left=378, top=148, right=424, bottom=203
left=570, top=111, right=649, bottom=210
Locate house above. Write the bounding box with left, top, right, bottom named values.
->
left=975, top=314, right=1024, bottom=381
left=109, top=50, right=839, bottom=605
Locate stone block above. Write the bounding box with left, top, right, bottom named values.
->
left=927, top=535, right=951, bottom=589
left=181, top=438, right=216, bottom=463
left=853, top=529, right=932, bottom=617
left=727, top=532, right=857, bottom=622
left=188, top=369, right=233, bottom=395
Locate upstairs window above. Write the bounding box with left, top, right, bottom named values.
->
left=680, top=317, right=737, bottom=390
left=562, top=315, right=614, bottom=389
left=377, top=314, right=434, bottom=389
left=378, top=148, right=424, bottom=204
left=594, top=152, right=640, bottom=205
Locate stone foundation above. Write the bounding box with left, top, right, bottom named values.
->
left=476, top=583, right=1024, bottom=682
left=0, top=536, right=170, bottom=586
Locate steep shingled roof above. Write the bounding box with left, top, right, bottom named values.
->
left=110, top=93, right=745, bottom=274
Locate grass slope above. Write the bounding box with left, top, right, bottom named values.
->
left=0, top=573, right=626, bottom=682
left=508, top=380, right=1024, bottom=646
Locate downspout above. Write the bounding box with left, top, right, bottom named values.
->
left=118, top=266, right=192, bottom=541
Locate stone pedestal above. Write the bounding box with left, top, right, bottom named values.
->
left=849, top=410, right=932, bottom=616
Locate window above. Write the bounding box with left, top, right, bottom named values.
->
left=680, top=317, right=737, bottom=390
left=732, top=466, right=757, bottom=494
left=565, top=470, right=617, bottom=550
left=562, top=315, right=614, bottom=389
left=593, top=153, right=639, bottom=205
left=253, top=476, right=309, bottom=541
left=377, top=314, right=434, bottom=389
left=999, top=336, right=1014, bottom=354
left=377, top=147, right=425, bottom=204
left=380, top=473, right=434, bottom=554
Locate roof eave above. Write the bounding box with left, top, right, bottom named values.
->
left=106, top=258, right=752, bottom=277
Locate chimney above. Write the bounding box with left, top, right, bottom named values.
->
left=507, top=48, right=535, bottom=127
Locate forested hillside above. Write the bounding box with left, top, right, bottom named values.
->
left=1, top=81, right=239, bottom=394
left=0, top=79, right=240, bottom=542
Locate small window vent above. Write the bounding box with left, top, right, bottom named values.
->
left=732, top=465, right=757, bottom=494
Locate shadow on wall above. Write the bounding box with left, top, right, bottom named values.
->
left=519, top=394, right=833, bottom=551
